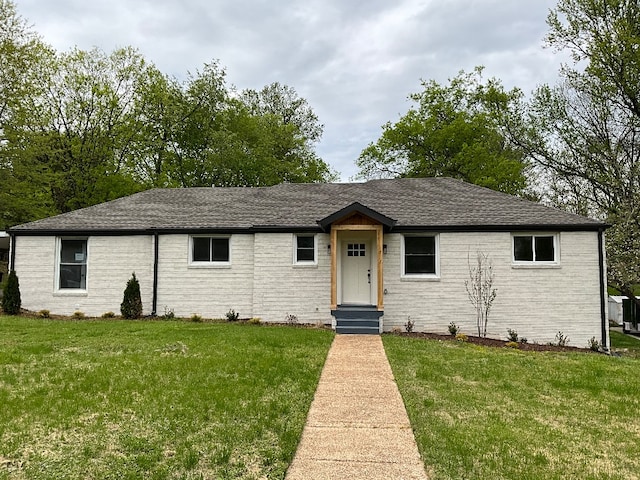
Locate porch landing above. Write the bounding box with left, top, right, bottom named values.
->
left=331, top=305, right=383, bottom=335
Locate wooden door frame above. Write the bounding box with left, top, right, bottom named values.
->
left=330, top=223, right=383, bottom=311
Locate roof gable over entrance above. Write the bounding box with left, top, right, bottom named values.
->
left=317, top=202, right=397, bottom=232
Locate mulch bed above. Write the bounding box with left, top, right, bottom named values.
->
left=391, top=331, right=594, bottom=353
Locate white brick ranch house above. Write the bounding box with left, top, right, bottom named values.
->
left=8, top=177, right=609, bottom=348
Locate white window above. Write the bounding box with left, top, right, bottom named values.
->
left=190, top=236, right=230, bottom=265
left=512, top=234, right=558, bottom=264
left=294, top=234, right=317, bottom=265
left=58, top=238, right=88, bottom=290
left=402, top=234, right=439, bottom=278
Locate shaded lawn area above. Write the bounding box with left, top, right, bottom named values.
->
left=610, top=330, right=640, bottom=358
left=0, top=317, right=334, bottom=479
left=384, top=334, right=640, bottom=480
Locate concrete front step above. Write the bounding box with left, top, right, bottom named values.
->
left=336, top=325, right=380, bottom=334
left=332, top=307, right=383, bottom=334
left=337, top=318, right=380, bottom=328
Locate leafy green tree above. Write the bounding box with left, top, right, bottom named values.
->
left=168, top=71, right=336, bottom=187
left=127, top=66, right=185, bottom=187
left=356, top=68, right=529, bottom=195
left=1, top=2, right=336, bottom=228
left=523, top=0, right=640, bottom=303
left=1, top=45, right=149, bottom=225
left=0, top=0, right=50, bottom=128
left=1, top=270, right=21, bottom=315
left=241, top=82, right=324, bottom=145
left=120, top=273, right=143, bottom=319
left=0, top=0, right=55, bottom=229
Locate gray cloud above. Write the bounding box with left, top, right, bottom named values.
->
left=15, top=0, right=563, bottom=180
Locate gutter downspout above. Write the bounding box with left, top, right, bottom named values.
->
left=9, top=233, right=16, bottom=271
left=598, top=228, right=608, bottom=351
left=151, top=232, right=159, bottom=316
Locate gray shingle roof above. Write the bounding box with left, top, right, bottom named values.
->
left=10, top=178, right=605, bottom=233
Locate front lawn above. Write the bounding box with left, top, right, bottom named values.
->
left=384, top=334, right=640, bottom=480
left=0, top=317, right=334, bottom=479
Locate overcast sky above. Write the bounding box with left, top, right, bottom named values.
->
left=14, top=0, right=565, bottom=181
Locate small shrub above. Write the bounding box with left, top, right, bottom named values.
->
left=285, top=313, right=298, bottom=325
left=72, top=311, right=85, bottom=319
left=38, top=309, right=51, bottom=319
left=520, top=337, right=528, bottom=344
left=101, top=311, right=115, bottom=318
left=448, top=322, right=459, bottom=336
left=455, top=333, right=468, bottom=342
left=405, top=316, right=415, bottom=333
left=505, top=341, right=520, bottom=349
left=226, top=309, right=240, bottom=322
left=1, top=270, right=21, bottom=315
left=555, top=331, right=569, bottom=347
left=121, top=273, right=143, bottom=319
left=162, top=306, right=175, bottom=319
left=507, top=328, right=519, bottom=342
left=587, top=336, right=601, bottom=351
left=190, top=314, right=203, bottom=323
left=391, top=326, right=403, bottom=334
left=248, top=317, right=261, bottom=325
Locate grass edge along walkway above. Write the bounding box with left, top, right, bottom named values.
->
left=286, top=334, right=429, bottom=480
left=383, top=333, right=640, bottom=480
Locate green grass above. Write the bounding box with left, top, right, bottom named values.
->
left=384, top=334, right=640, bottom=480
left=611, top=330, right=640, bottom=358
left=0, top=317, right=334, bottom=479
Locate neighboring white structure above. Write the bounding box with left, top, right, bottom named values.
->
left=8, top=178, right=609, bottom=349
left=609, top=295, right=640, bottom=333
left=609, top=296, right=625, bottom=325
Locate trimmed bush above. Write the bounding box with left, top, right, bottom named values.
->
left=120, top=273, right=143, bottom=319
left=448, top=322, right=459, bottom=336
left=1, top=270, right=21, bottom=315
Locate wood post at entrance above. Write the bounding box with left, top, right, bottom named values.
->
left=330, top=227, right=338, bottom=310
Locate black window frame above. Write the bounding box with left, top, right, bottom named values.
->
left=294, top=234, right=317, bottom=264
left=190, top=236, right=231, bottom=264
left=58, top=237, right=88, bottom=290
left=513, top=234, right=557, bottom=264
left=402, top=234, right=438, bottom=277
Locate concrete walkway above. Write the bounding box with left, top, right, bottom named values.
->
left=285, top=335, right=429, bottom=480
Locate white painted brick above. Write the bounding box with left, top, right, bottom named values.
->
left=381, top=232, right=603, bottom=348
left=156, top=234, right=255, bottom=319
left=14, top=235, right=154, bottom=316
left=252, top=233, right=332, bottom=324
left=13, top=230, right=604, bottom=347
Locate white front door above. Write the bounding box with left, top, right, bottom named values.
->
left=341, top=239, right=372, bottom=304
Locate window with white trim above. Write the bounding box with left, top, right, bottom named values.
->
left=294, top=234, right=317, bottom=264
left=402, top=235, right=438, bottom=277
left=513, top=234, right=557, bottom=264
left=58, top=238, right=88, bottom=290
left=190, top=236, right=230, bottom=264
